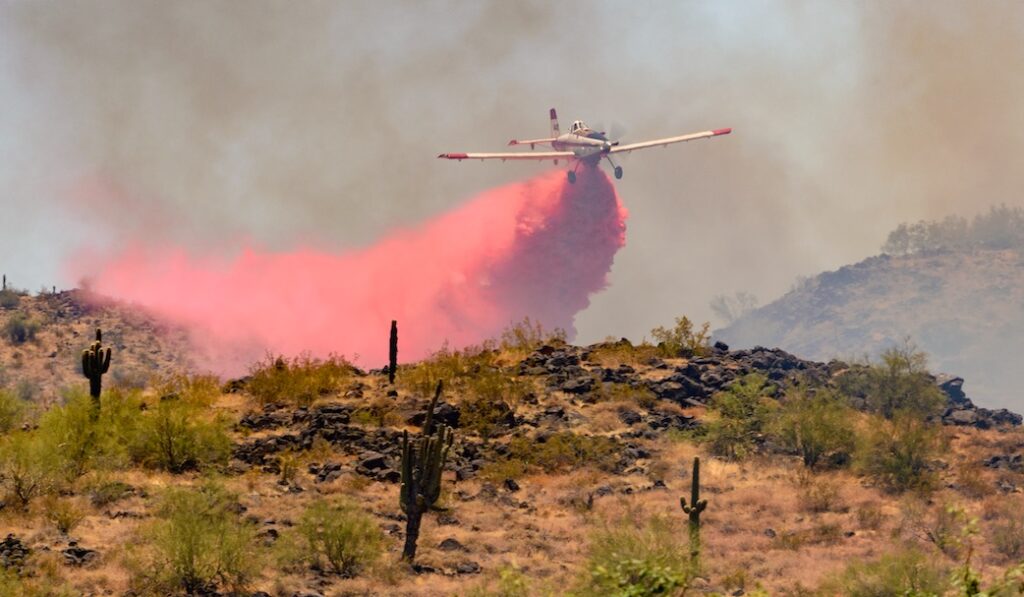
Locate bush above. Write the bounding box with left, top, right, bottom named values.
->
left=772, top=387, right=856, bottom=468
left=132, top=483, right=261, bottom=594
left=0, top=289, right=20, bottom=309
left=793, top=470, right=844, bottom=513
left=650, top=316, right=711, bottom=358
left=703, top=374, right=776, bottom=460
left=989, top=504, right=1024, bottom=562
left=840, top=343, right=946, bottom=421
left=129, top=397, right=231, bottom=473
left=41, top=496, right=86, bottom=535
left=247, top=353, right=353, bottom=407
left=0, top=389, right=26, bottom=433
left=499, top=317, right=566, bottom=354
left=575, top=514, right=691, bottom=596
left=0, top=430, right=60, bottom=508
left=821, top=547, right=948, bottom=596
left=857, top=413, right=943, bottom=493
left=285, top=499, right=384, bottom=577
left=506, top=431, right=621, bottom=475
left=3, top=312, right=39, bottom=344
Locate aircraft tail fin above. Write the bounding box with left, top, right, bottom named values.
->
left=550, top=108, right=560, bottom=137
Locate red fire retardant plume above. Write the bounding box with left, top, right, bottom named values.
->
left=79, top=168, right=627, bottom=371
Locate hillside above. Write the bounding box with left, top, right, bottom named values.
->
left=715, top=248, right=1024, bottom=411
left=0, top=301, right=1022, bottom=594
left=0, top=289, right=194, bottom=405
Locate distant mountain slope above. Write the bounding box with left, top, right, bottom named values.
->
left=715, top=249, right=1024, bottom=410
left=0, top=289, right=194, bottom=405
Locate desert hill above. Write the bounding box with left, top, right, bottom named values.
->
left=0, top=300, right=1022, bottom=594
left=0, top=288, right=195, bottom=405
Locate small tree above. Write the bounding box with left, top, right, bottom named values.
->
left=857, top=412, right=944, bottom=493
left=650, top=316, right=711, bottom=357
left=772, top=387, right=857, bottom=468
left=704, top=374, right=776, bottom=460
left=864, top=342, right=945, bottom=421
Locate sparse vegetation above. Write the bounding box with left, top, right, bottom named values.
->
left=576, top=514, right=691, bottom=596
left=129, top=396, right=232, bottom=472
left=703, top=374, right=776, bottom=460
left=772, top=386, right=856, bottom=468
left=0, top=389, right=26, bottom=432
left=505, top=431, right=622, bottom=475
left=882, top=204, right=1024, bottom=255
left=3, top=312, right=40, bottom=344
left=286, top=499, right=384, bottom=576
left=857, top=412, right=944, bottom=493
left=131, top=483, right=261, bottom=594
left=650, top=315, right=711, bottom=357
left=822, top=547, right=948, bottom=596
left=247, top=353, right=354, bottom=407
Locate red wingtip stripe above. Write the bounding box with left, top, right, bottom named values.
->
left=440, top=152, right=468, bottom=159
left=712, top=128, right=732, bottom=136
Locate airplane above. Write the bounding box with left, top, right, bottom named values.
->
left=438, top=108, right=731, bottom=183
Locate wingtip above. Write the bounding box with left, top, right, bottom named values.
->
left=712, top=127, right=733, bottom=136
left=508, top=140, right=518, bottom=146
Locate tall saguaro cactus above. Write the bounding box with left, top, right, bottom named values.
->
left=388, top=320, right=398, bottom=385
left=680, top=456, right=708, bottom=570
left=81, top=328, right=112, bottom=414
left=400, top=380, right=454, bottom=562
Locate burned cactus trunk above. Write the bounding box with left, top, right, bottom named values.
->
left=388, top=320, right=398, bottom=385
left=400, top=381, right=453, bottom=562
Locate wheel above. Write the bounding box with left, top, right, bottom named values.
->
left=614, top=166, right=623, bottom=179
left=567, top=170, right=576, bottom=184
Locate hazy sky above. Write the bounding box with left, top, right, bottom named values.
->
left=2, top=1, right=1023, bottom=344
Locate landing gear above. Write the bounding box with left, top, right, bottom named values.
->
left=614, top=166, right=623, bottom=179
left=567, top=170, right=576, bottom=184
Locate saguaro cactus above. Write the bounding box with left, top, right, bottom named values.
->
left=388, top=320, right=398, bottom=385
left=81, top=328, right=112, bottom=413
left=399, top=380, right=454, bottom=562
left=680, top=456, right=708, bottom=569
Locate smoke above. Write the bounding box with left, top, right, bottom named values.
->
left=75, top=168, right=626, bottom=371
left=3, top=2, right=1024, bottom=363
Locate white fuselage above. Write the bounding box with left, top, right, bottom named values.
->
left=552, top=123, right=615, bottom=163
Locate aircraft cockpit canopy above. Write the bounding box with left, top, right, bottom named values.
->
left=570, top=120, right=588, bottom=134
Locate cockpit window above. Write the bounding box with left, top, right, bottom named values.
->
left=571, top=120, right=587, bottom=133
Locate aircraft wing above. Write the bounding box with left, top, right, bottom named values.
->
left=609, top=128, right=731, bottom=154
left=437, top=151, right=575, bottom=162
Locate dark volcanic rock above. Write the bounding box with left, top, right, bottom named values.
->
left=0, top=534, right=28, bottom=569
left=62, top=542, right=99, bottom=567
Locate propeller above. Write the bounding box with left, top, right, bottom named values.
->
left=595, top=120, right=629, bottom=143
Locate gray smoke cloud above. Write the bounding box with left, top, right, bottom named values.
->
left=2, top=1, right=1023, bottom=350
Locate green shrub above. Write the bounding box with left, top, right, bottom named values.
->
left=820, top=547, right=948, bottom=596
left=575, top=514, right=691, bottom=597
left=857, top=413, right=943, bottom=493
left=991, top=506, right=1024, bottom=562
left=3, top=312, right=40, bottom=344
left=129, top=398, right=231, bottom=473
left=499, top=317, right=566, bottom=354
left=41, top=496, right=86, bottom=535
left=703, top=374, right=776, bottom=460
left=247, top=353, right=353, bottom=407
left=0, top=389, right=26, bottom=432
left=0, top=430, right=60, bottom=508
left=132, top=483, right=261, bottom=594
left=839, top=343, right=946, bottom=421
left=650, top=316, right=711, bottom=358
left=506, top=431, right=621, bottom=475
left=0, top=289, right=20, bottom=310
left=285, top=499, right=384, bottom=577
left=466, top=565, right=534, bottom=597
left=401, top=342, right=498, bottom=397
left=772, top=387, right=856, bottom=468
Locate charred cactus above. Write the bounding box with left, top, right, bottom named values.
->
left=399, top=380, right=454, bottom=562
left=388, top=320, right=398, bottom=385
left=81, top=328, right=111, bottom=414
left=680, top=456, right=708, bottom=569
